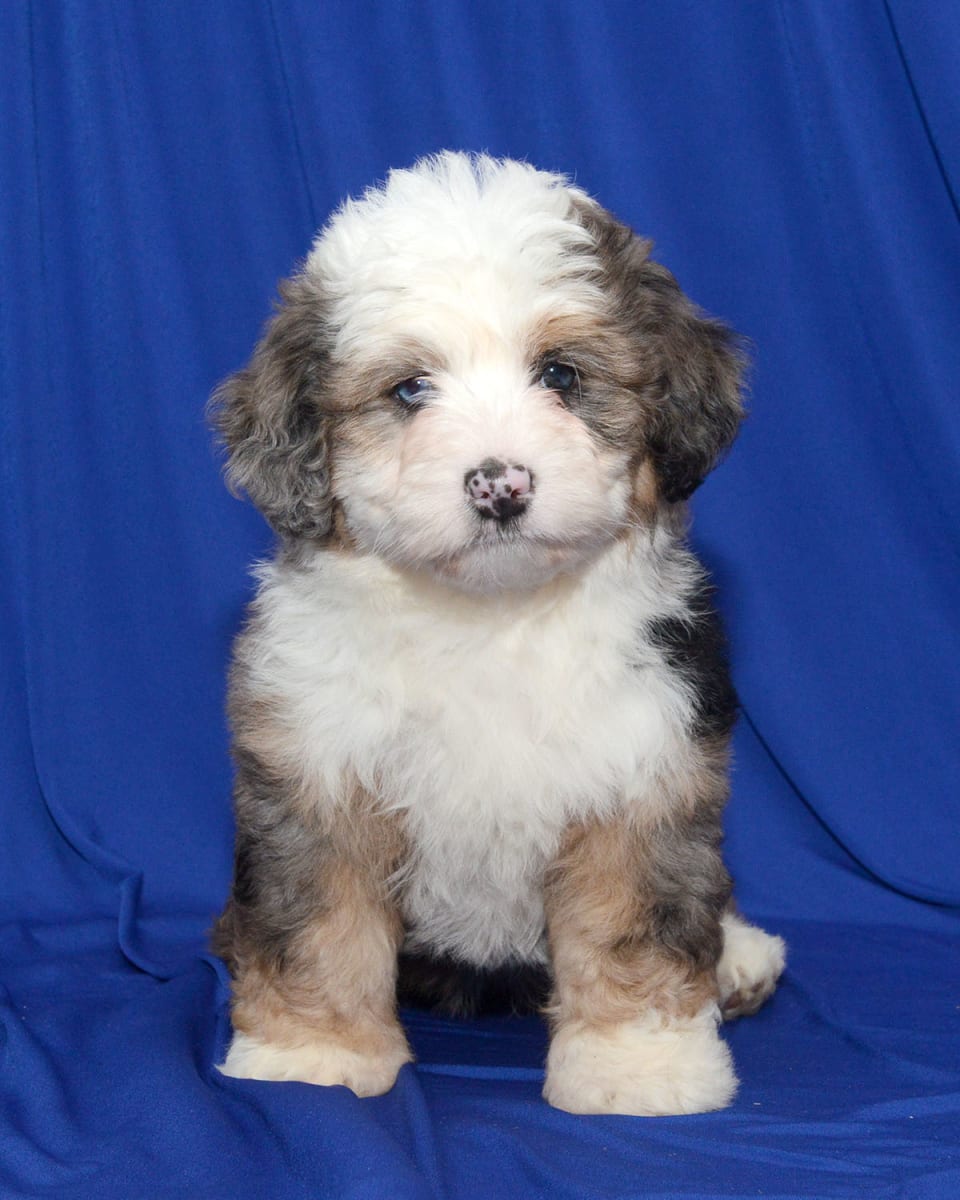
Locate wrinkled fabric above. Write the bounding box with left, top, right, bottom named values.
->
left=1, top=2, right=957, bottom=1197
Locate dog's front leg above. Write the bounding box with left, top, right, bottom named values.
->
left=542, top=807, right=737, bottom=1116
left=215, top=771, right=412, bottom=1097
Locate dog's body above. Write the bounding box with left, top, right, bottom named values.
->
left=212, top=153, right=785, bottom=1115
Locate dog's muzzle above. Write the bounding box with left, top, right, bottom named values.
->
left=464, top=459, right=534, bottom=523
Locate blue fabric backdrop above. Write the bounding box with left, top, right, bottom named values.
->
left=2, top=2, right=958, bottom=1197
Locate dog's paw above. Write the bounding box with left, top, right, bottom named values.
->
left=717, top=912, right=786, bottom=1020
left=218, top=1030, right=412, bottom=1097
left=543, top=1006, right=737, bottom=1116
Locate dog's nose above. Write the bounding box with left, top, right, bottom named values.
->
left=464, top=459, right=534, bottom=522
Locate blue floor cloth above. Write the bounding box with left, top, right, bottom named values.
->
left=1, top=919, right=958, bottom=1199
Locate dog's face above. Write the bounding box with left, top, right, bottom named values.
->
left=214, top=153, right=744, bottom=592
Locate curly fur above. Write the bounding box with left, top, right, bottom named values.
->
left=211, top=152, right=784, bottom=1115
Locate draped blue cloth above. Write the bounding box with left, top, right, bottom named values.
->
left=2, top=3, right=958, bottom=1196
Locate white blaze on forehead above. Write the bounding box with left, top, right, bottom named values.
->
left=305, top=152, right=606, bottom=361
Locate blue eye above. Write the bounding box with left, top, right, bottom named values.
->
left=540, top=360, right=578, bottom=393
left=392, top=376, right=433, bottom=407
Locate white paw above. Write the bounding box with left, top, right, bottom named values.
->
left=218, top=1030, right=411, bottom=1097
left=717, top=912, right=786, bottom=1020
left=543, top=1006, right=737, bottom=1116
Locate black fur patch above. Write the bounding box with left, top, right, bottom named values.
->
left=644, top=802, right=732, bottom=971
left=397, top=951, right=551, bottom=1017
left=648, top=579, right=738, bottom=740
left=212, top=744, right=333, bottom=974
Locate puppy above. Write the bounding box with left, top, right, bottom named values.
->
left=211, top=152, right=785, bottom=1116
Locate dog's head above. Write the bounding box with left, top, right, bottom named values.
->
left=213, top=153, right=744, bottom=592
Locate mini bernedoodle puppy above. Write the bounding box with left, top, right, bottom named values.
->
left=211, top=152, right=786, bottom=1116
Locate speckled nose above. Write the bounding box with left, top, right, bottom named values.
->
left=464, top=459, right=534, bottom=522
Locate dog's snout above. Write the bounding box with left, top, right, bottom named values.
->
left=464, top=459, right=534, bottom=522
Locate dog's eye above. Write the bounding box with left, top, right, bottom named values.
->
left=539, top=360, right=578, bottom=393
left=392, top=376, right=433, bottom=408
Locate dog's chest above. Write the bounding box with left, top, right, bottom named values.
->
left=258, top=560, right=691, bottom=966
left=385, top=619, right=648, bottom=966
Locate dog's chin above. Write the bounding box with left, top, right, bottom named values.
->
left=344, top=501, right=626, bottom=595
left=422, top=532, right=611, bottom=595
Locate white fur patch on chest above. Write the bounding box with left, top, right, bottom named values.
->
left=244, top=542, right=696, bottom=967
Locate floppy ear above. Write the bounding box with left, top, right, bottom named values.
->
left=210, top=273, right=334, bottom=539
left=638, top=256, right=746, bottom=502
left=582, top=203, right=746, bottom=502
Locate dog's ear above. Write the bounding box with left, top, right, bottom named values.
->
left=210, top=274, right=334, bottom=539
left=581, top=203, right=746, bottom=502
left=638, top=255, right=746, bottom=502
